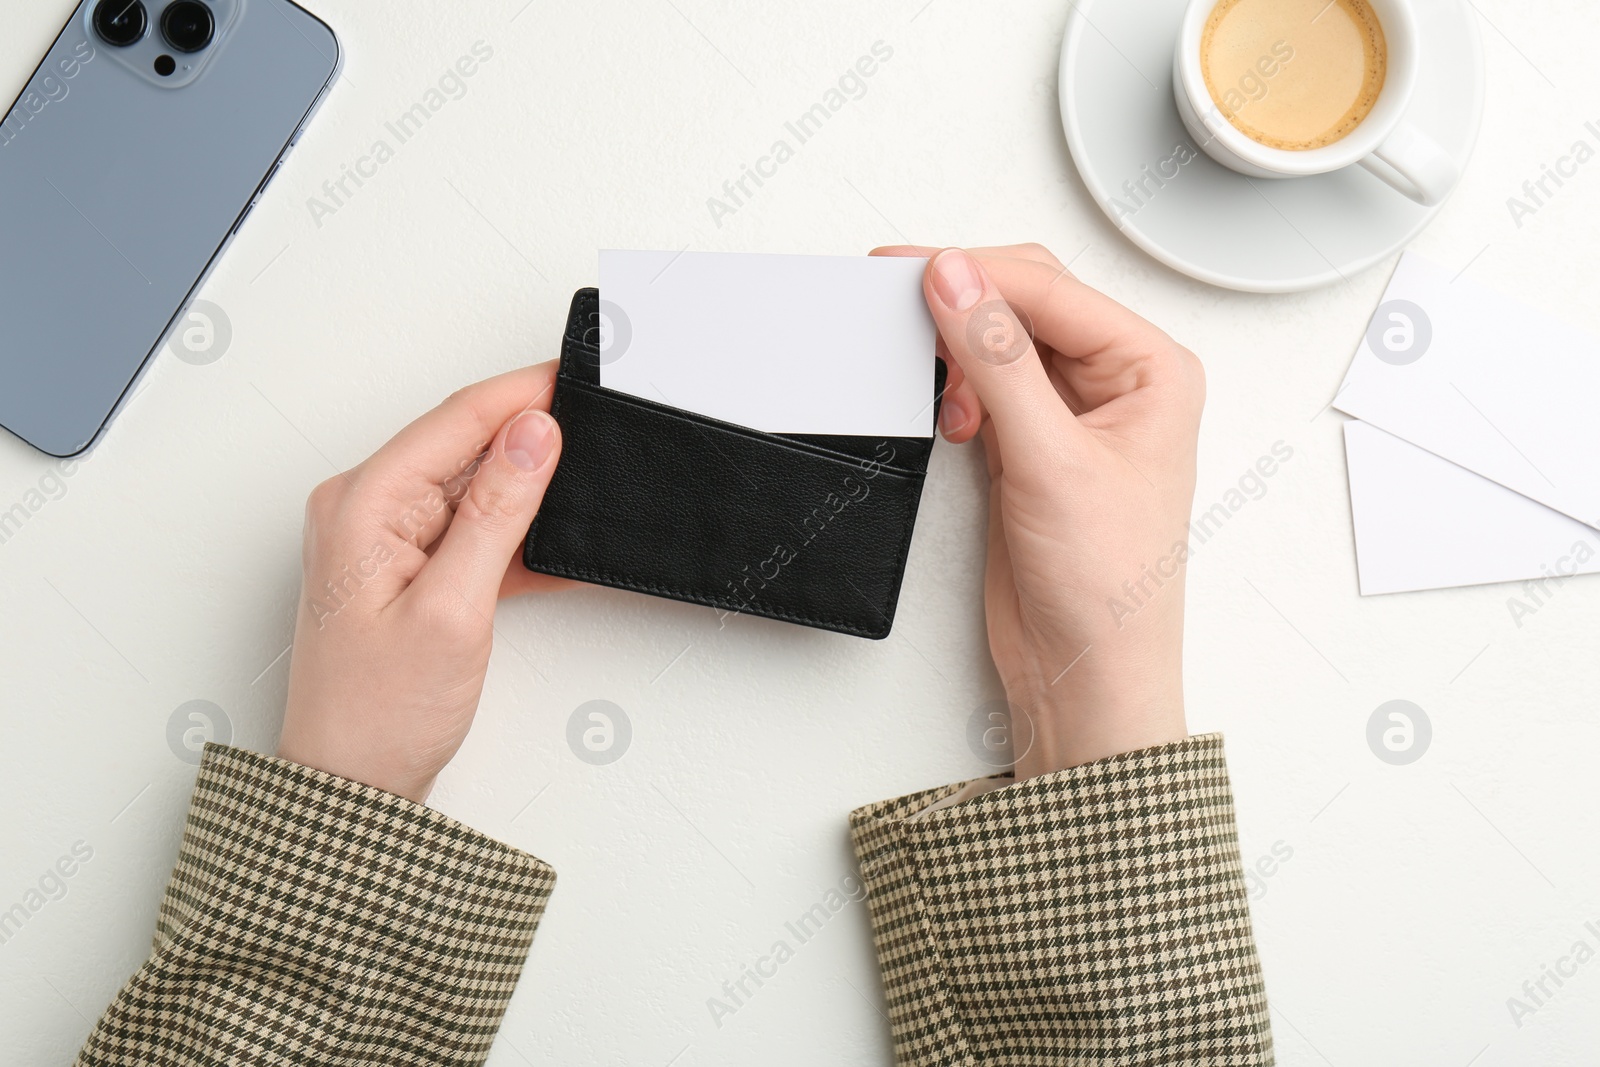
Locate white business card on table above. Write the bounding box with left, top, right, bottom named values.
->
left=598, top=250, right=936, bottom=438
left=1345, top=421, right=1600, bottom=596
left=1334, top=252, right=1600, bottom=529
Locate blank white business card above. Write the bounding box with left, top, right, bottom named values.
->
left=1345, top=420, right=1600, bottom=596
left=1334, top=252, right=1600, bottom=529
left=598, top=250, right=936, bottom=438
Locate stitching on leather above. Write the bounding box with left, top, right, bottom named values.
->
left=525, top=560, right=888, bottom=638
left=556, top=376, right=933, bottom=480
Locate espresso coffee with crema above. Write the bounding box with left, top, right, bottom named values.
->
left=1201, top=0, right=1387, bottom=151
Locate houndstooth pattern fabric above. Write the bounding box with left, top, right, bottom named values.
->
left=76, top=744, right=556, bottom=1067
left=849, top=733, right=1273, bottom=1066
left=77, top=736, right=1266, bottom=1064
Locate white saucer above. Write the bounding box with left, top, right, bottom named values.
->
left=1058, top=0, right=1484, bottom=293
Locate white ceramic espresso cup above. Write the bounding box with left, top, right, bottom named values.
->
left=1173, top=0, right=1457, bottom=205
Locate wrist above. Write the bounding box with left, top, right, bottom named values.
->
left=277, top=725, right=437, bottom=805
left=1004, top=658, right=1187, bottom=780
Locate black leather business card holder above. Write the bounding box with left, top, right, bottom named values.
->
left=522, top=288, right=943, bottom=640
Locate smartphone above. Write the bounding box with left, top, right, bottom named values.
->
left=0, top=0, right=340, bottom=457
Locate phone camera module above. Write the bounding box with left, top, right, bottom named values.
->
left=93, top=0, right=149, bottom=47
left=160, top=1, right=214, bottom=53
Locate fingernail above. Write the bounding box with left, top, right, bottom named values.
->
left=931, top=249, right=984, bottom=312
left=940, top=395, right=969, bottom=436
left=504, top=410, right=557, bottom=471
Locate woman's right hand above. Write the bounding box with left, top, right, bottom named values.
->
left=874, top=244, right=1207, bottom=780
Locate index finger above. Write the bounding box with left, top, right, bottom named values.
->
left=876, top=246, right=1162, bottom=362
left=356, top=363, right=558, bottom=489
left=975, top=256, right=1192, bottom=411
left=346, top=362, right=559, bottom=551
left=878, top=245, right=1188, bottom=410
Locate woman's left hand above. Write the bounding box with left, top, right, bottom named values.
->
left=276, top=363, right=565, bottom=803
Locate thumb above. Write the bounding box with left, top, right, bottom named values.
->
left=924, top=248, right=1080, bottom=460
left=422, top=408, right=562, bottom=612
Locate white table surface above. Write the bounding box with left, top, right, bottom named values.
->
left=4, top=1, right=1599, bottom=1064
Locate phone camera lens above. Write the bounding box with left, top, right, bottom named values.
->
left=93, top=0, right=148, bottom=46
left=160, top=1, right=214, bottom=53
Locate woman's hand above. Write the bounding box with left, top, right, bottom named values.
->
left=276, top=364, right=565, bottom=803
left=876, top=244, right=1205, bottom=779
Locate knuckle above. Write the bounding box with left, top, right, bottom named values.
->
left=440, top=388, right=495, bottom=443
left=1164, top=345, right=1207, bottom=414
left=1019, top=242, right=1062, bottom=266
left=963, top=301, right=1035, bottom=367
left=1179, top=345, right=1207, bottom=396
left=458, top=478, right=522, bottom=533
left=301, top=479, right=353, bottom=569
left=304, top=477, right=346, bottom=526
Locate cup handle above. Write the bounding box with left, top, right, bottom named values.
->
left=1360, top=122, right=1459, bottom=207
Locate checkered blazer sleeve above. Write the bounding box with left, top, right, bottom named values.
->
left=75, top=744, right=556, bottom=1067
left=849, top=733, right=1273, bottom=1066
